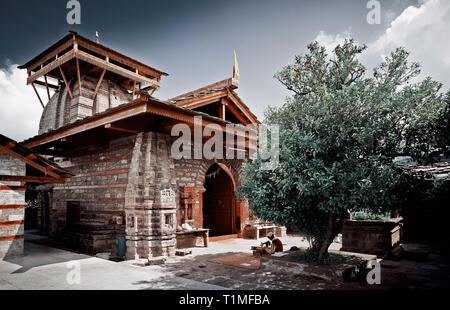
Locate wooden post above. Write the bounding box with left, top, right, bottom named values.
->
left=199, top=189, right=205, bottom=228
left=131, top=80, right=137, bottom=100
left=31, top=83, right=45, bottom=108
left=59, top=66, right=73, bottom=99
left=76, top=58, right=82, bottom=96
left=92, top=69, right=106, bottom=100
left=219, top=103, right=226, bottom=120
left=44, top=75, right=51, bottom=100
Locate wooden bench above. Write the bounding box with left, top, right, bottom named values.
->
left=176, top=229, right=209, bottom=249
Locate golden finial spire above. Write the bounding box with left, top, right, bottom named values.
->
left=233, top=50, right=240, bottom=81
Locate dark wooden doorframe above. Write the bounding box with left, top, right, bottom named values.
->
left=202, top=165, right=236, bottom=236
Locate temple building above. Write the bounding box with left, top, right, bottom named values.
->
left=13, top=31, right=278, bottom=260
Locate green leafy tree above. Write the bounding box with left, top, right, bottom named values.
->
left=435, top=91, right=450, bottom=156
left=238, top=39, right=447, bottom=261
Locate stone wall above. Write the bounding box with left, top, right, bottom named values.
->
left=39, top=75, right=131, bottom=135
left=0, top=154, right=25, bottom=259
left=41, top=131, right=251, bottom=259
left=125, top=132, right=178, bottom=260
left=49, top=136, right=135, bottom=254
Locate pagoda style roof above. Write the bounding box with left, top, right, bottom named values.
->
left=18, top=31, right=168, bottom=98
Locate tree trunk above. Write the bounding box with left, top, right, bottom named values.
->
left=318, top=213, right=340, bottom=260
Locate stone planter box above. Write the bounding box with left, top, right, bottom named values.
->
left=341, top=218, right=403, bottom=256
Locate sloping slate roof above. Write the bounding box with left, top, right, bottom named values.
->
left=401, top=161, right=450, bottom=180
left=169, top=87, right=226, bottom=102
left=0, top=134, right=73, bottom=177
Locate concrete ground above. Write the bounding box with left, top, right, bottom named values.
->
left=0, top=239, right=226, bottom=290
left=1, top=232, right=449, bottom=290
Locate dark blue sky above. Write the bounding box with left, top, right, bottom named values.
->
left=0, top=0, right=418, bottom=125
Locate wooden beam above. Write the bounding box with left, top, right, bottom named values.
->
left=23, top=39, right=74, bottom=75
left=0, top=175, right=65, bottom=184
left=27, top=50, right=76, bottom=85
left=92, top=69, right=106, bottom=100
left=22, top=99, right=258, bottom=150
left=227, top=90, right=259, bottom=125
left=5, top=141, right=15, bottom=149
left=105, top=123, right=139, bottom=134
left=146, top=102, right=257, bottom=141
left=222, top=98, right=250, bottom=126
left=170, top=78, right=237, bottom=102
left=44, top=75, right=51, bottom=100
left=33, top=80, right=59, bottom=90
left=59, top=66, right=73, bottom=99
left=75, top=50, right=160, bottom=88
left=0, top=144, right=60, bottom=179
left=75, top=36, right=166, bottom=78
left=175, top=90, right=228, bottom=109
left=26, top=154, right=38, bottom=160
left=76, top=58, right=82, bottom=96
left=31, top=83, right=45, bottom=108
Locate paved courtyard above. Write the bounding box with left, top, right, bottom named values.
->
left=1, top=232, right=449, bottom=290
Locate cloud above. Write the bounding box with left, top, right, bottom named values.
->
left=313, top=0, right=450, bottom=90
left=0, top=64, right=46, bottom=142
left=368, top=0, right=450, bottom=86
left=314, top=30, right=352, bottom=54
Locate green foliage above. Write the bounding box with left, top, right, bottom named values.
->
left=351, top=210, right=390, bottom=221
left=435, top=91, right=450, bottom=156
left=238, top=38, right=448, bottom=258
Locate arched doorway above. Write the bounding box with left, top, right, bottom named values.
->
left=202, top=164, right=235, bottom=236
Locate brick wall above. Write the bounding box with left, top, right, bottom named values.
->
left=0, top=154, right=25, bottom=259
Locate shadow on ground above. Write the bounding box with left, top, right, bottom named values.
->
left=150, top=244, right=450, bottom=290
left=3, top=232, right=92, bottom=274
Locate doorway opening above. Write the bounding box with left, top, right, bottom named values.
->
left=202, top=164, right=235, bottom=237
